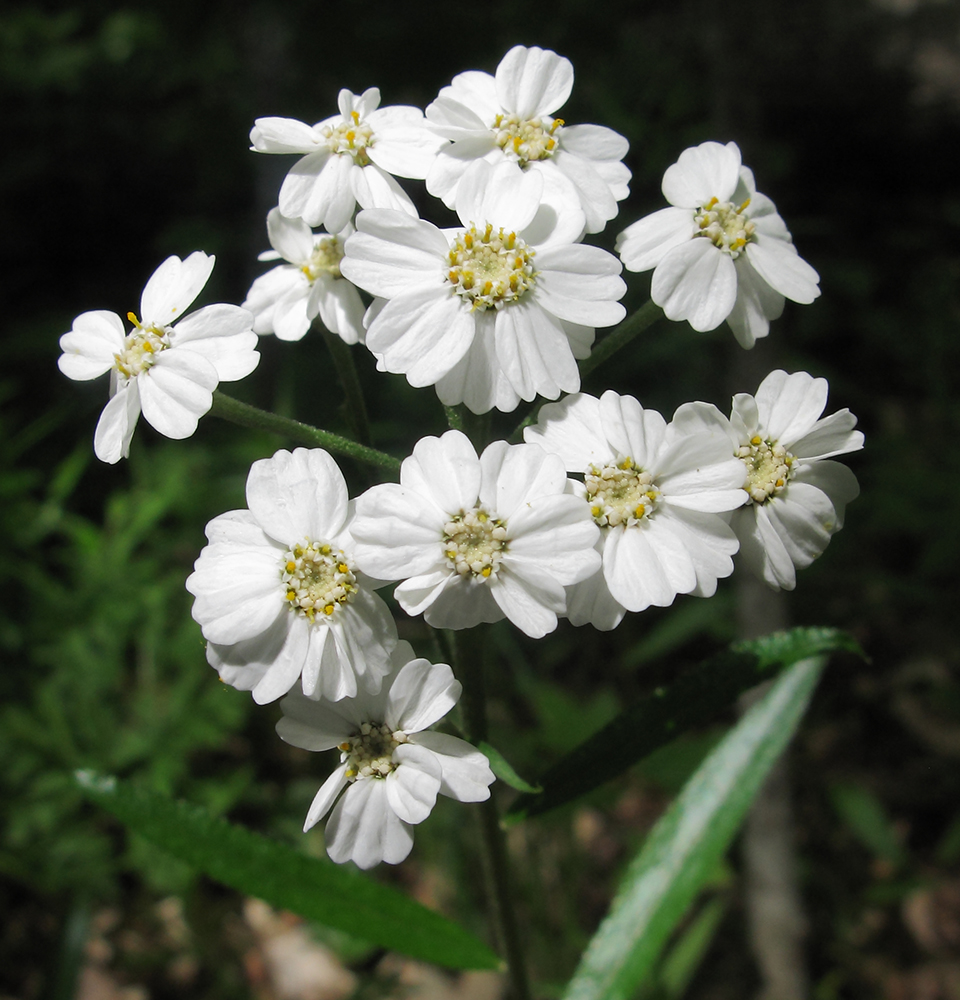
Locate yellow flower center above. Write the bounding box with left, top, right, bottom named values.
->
left=738, top=436, right=795, bottom=504
left=694, top=197, right=756, bottom=257
left=301, top=235, right=344, bottom=282
left=585, top=459, right=661, bottom=528
left=113, top=313, right=170, bottom=379
left=447, top=224, right=537, bottom=311
left=321, top=110, right=375, bottom=166
left=442, top=506, right=507, bottom=580
left=493, top=113, right=564, bottom=168
left=340, top=722, right=408, bottom=780
left=282, top=539, right=357, bottom=622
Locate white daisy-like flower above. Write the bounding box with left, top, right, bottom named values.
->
left=671, top=370, right=863, bottom=591
left=250, top=88, right=442, bottom=235
left=185, top=448, right=398, bottom=704
left=58, top=252, right=258, bottom=464
left=426, top=44, right=631, bottom=234
left=277, top=641, right=495, bottom=869
left=341, top=159, right=625, bottom=414
left=350, top=430, right=601, bottom=638
left=524, top=391, right=749, bottom=630
left=243, top=209, right=365, bottom=344
left=616, top=141, right=820, bottom=348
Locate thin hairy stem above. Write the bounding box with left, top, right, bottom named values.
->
left=209, top=391, right=400, bottom=473
left=456, top=629, right=532, bottom=1000
left=321, top=329, right=372, bottom=446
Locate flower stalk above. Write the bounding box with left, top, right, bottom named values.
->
left=209, top=391, right=400, bottom=472
left=321, top=328, right=373, bottom=446
left=456, top=628, right=532, bottom=1000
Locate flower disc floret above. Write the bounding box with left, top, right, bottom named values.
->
left=695, top=197, right=756, bottom=257
left=114, top=314, right=169, bottom=378
left=493, top=113, right=563, bottom=166
left=738, top=436, right=795, bottom=504
left=340, top=722, right=408, bottom=780
left=302, top=236, right=344, bottom=281
left=447, top=224, right=537, bottom=311
left=443, top=507, right=507, bottom=579
left=585, top=459, right=662, bottom=527
left=321, top=110, right=375, bottom=165
left=282, top=540, right=357, bottom=621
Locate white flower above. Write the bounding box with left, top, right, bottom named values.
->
left=671, top=370, right=863, bottom=591
left=243, top=209, right=365, bottom=344
left=277, top=641, right=495, bottom=869
left=341, top=160, right=625, bottom=414
left=185, top=448, right=398, bottom=704
left=58, top=252, right=258, bottom=464
left=250, top=88, right=442, bottom=234
left=350, top=430, right=601, bottom=638
left=524, top=391, right=748, bottom=630
left=426, top=45, right=631, bottom=234
left=616, top=141, right=820, bottom=348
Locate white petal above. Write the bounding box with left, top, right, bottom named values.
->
left=402, top=430, right=481, bottom=514
left=352, top=483, right=446, bottom=580
left=523, top=393, right=609, bottom=472
left=494, top=299, right=580, bottom=402
left=366, top=286, right=474, bottom=387
left=408, top=732, right=494, bottom=802
left=59, top=310, right=125, bottom=381
left=478, top=440, right=566, bottom=519
left=489, top=568, right=562, bottom=638
left=276, top=150, right=331, bottom=221
left=533, top=244, right=626, bottom=327
left=425, top=94, right=490, bottom=135
left=506, top=497, right=601, bottom=583
left=315, top=277, right=365, bottom=345
left=303, top=764, right=350, bottom=831
left=496, top=45, right=573, bottom=118
left=266, top=207, right=315, bottom=263
left=245, top=447, right=348, bottom=543
left=421, top=577, right=504, bottom=630
left=455, top=160, right=542, bottom=233
left=603, top=523, right=678, bottom=611
left=140, top=252, right=214, bottom=327
left=325, top=778, right=414, bottom=868
left=341, top=210, right=447, bottom=297
left=652, top=239, right=738, bottom=331
left=138, top=350, right=216, bottom=439
left=792, top=460, right=859, bottom=528
left=385, top=657, right=461, bottom=733
left=598, top=390, right=667, bottom=468
left=387, top=745, right=442, bottom=824
left=326, top=590, right=398, bottom=697
left=745, top=236, right=820, bottom=304
left=435, top=312, right=521, bottom=414
left=439, top=69, right=501, bottom=124
left=350, top=162, right=418, bottom=218
left=93, top=380, right=141, bottom=463
left=616, top=207, right=698, bottom=273
left=172, top=306, right=259, bottom=382
left=564, top=562, right=626, bottom=631
left=726, top=255, right=784, bottom=349
left=755, top=370, right=828, bottom=444
left=764, top=485, right=835, bottom=570
left=661, top=141, right=741, bottom=208
left=732, top=504, right=796, bottom=591
left=250, top=116, right=323, bottom=153
left=276, top=690, right=354, bottom=751
left=790, top=410, right=864, bottom=460
left=552, top=150, right=621, bottom=234
left=366, top=120, right=441, bottom=179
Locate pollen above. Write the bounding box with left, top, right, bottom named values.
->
left=338, top=722, right=409, bottom=781
left=113, top=316, right=170, bottom=379
left=301, top=235, right=345, bottom=282
left=737, top=437, right=796, bottom=504
left=321, top=113, right=375, bottom=166
left=492, top=113, right=564, bottom=167
left=585, top=460, right=662, bottom=528
left=442, top=506, right=508, bottom=581
left=694, top=197, right=757, bottom=257
left=280, top=538, right=358, bottom=623
left=447, top=225, right=537, bottom=311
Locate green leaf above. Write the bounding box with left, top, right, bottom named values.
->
left=75, top=771, right=499, bottom=971
left=507, top=627, right=860, bottom=823
left=562, top=656, right=825, bottom=1000
left=656, top=895, right=728, bottom=997
left=478, top=742, right=542, bottom=794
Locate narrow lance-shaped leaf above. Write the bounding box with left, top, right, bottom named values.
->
left=507, top=627, right=861, bottom=822
left=562, top=655, right=825, bottom=1000
left=75, top=771, right=499, bottom=971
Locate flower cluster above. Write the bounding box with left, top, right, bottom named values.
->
left=57, top=43, right=863, bottom=870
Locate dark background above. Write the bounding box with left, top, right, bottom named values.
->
left=3, top=1, right=960, bottom=997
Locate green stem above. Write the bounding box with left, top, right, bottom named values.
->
left=209, top=391, right=400, bottom=473
left=456, top=629, right=532, bottom=1000
left=322, top=329, right=372, bottom=446
left=509, top=298, right=663, bottom=441
left=444, top=405, right=464, bottom=432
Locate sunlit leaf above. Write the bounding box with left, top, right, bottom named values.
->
left=562, top=656, right=825, bottom=1000
left=479, top=742, right=542, bottom=794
